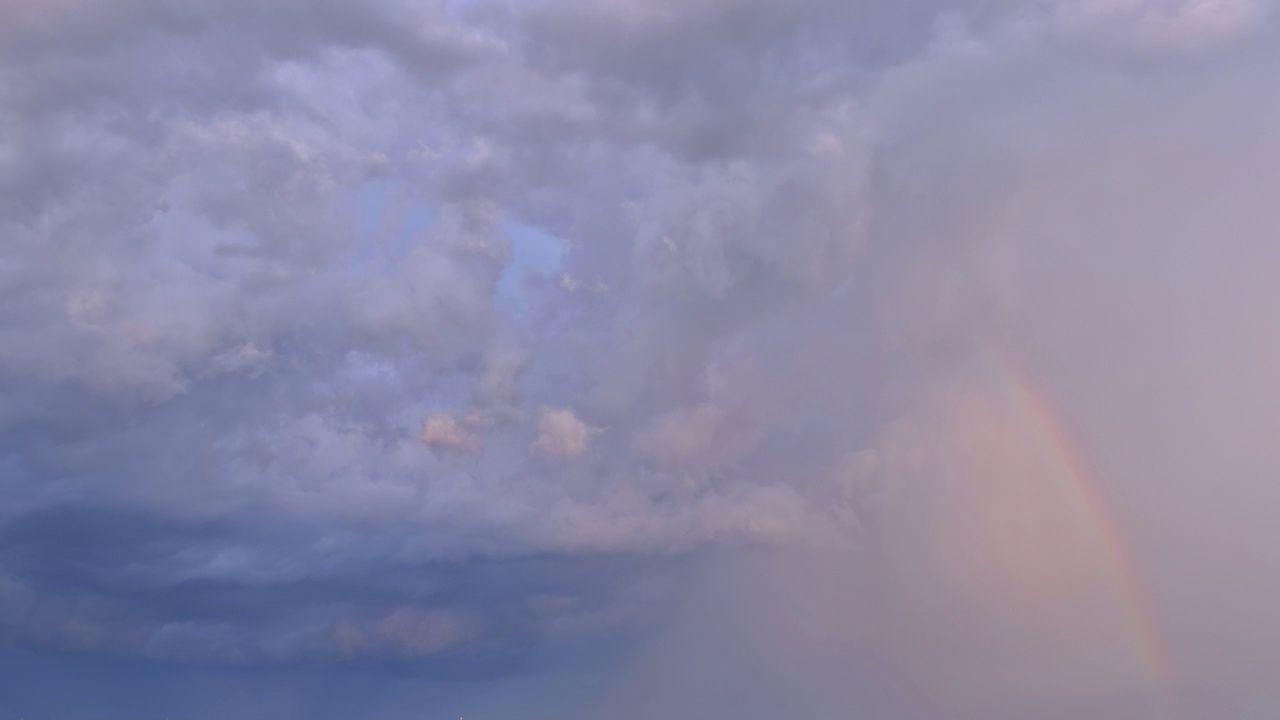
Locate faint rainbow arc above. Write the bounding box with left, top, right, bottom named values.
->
left=989, top=350, right=1182, bottom=720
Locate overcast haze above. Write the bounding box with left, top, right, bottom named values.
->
left=3, top=0, right=1280, bottom=718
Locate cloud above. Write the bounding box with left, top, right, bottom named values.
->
left=2, top=2, right=1280, bottom=718
left=529, top=408, right=593, bottom=459
left=331, top=606, right=479, bottom=658
left=1049, top=0, right=1269, bottom=50
left=420, top=413, right=481, bottom=453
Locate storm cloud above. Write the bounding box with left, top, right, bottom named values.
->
left=2, top=0, right=1280, bottom=718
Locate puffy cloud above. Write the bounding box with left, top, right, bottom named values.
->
left=420, top=413, right=481, bottom=453
left=529, top=408, right=593, bottom=459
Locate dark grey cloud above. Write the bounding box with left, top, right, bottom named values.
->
left=3, top=0, right=1280, bottom=717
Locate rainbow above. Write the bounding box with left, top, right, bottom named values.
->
left=989, top=350, right=1182, bottom=720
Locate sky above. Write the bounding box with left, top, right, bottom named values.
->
left=3, top=0, right=1280, bottom=718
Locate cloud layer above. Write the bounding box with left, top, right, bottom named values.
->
left=3, top=0, right=1280, bottom=717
